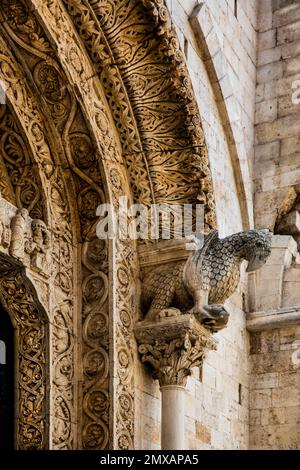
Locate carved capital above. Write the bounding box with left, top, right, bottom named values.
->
left=135, top=314, right=217, bottom=387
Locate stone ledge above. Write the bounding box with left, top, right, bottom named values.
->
left=247, top=306, right=300, bottom=332
left=135, top=313, right=216, bottom=345
left=138, top=239, right=200, bottom=268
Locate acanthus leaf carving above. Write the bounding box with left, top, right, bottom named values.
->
left=135, top=314, right=217, bottom=388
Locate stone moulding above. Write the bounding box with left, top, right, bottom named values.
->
left=135, top=314, right=217, bottom=387
left=247, top=307, right=300, bottom=332
left=138, top=238, right=195, bottom=268
left=61, top=0, right=217, bottom=233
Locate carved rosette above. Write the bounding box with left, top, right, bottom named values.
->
left=135, top=314, right=217, bottom=388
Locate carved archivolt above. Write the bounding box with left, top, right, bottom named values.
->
left=61, top=0, right=216, bottom=231
left=0, top=106, right=45, bottom=220
left=0, top=0, right=217, bottom=450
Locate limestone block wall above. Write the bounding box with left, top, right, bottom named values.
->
left=137, top=0, right=258, bottom=450
left=167, top=0, right=257, bottom=234
left=184, top=295, right=250, bottom=450
left=136, top=294, right=250, bottom=450
left=170, top=0, right=257, bottom=450
left=250, top=0, right=300, bottom=450
left=249, top=325, right=300, bottom=449
left=247, top=233, right=300, bottom=449
left=255, top=0, right=300, bottom=229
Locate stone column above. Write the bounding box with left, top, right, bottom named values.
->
left=161, top=385, right=185, bottom=449
left=135, top=314, right=216, bottom=450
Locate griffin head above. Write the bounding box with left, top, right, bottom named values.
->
left=239, top=229, right=272, bottom=272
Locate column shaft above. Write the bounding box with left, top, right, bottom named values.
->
left=161, top=385, right=185, bottom=450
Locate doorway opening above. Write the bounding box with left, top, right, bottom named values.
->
left=0, top=307, right=14, bottom=449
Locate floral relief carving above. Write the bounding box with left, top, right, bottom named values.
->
left=62, top=0, right=216, bottom=232
left=0, top=258, right=48, bottom=449
left=82, top=229, right=110, bottom=450
left=0, top=106, right=44, bottom=220
left=10, top=0, right=137, bottom=450
left=0, top=1, right=107, bottom=449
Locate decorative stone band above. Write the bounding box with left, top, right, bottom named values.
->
left=135, top=314, right=217, bottom=388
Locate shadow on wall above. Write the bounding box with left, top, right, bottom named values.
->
left=275, top=187, right=300, bottom=251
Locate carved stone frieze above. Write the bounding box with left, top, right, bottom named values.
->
left=81, top=230, right=110, bottom=450
left=12, top=0, right=140, bottom=450
left=60, top=0, right=217, bottom=233
left=135, top=314, right=216, bottom=387
left=0, top=1, right=104, bottom=449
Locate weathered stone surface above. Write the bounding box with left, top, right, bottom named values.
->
left=257, top=61, right=283, bottom=84
left=255, top=99, right=277, bottom=123
left=272, top=387, right=300, bottom=408
left=261, top=407, right=286, bottom=425
left=277, top=211, right=300, bottom=234
left=273, top=4, right=300, bottom=27
left=277, top=20, right=300, bottom=45
left=258, top=30, right=277, bottom=51
left=195, top=422, right=211, bottom=444
left=251, top=372, right=279, bottom=390
left=250, top=390, right=272, bottom=409
left=250, top=322, right=300, bottom=449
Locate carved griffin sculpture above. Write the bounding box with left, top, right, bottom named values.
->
left=142, top=229, right=272, bottom=331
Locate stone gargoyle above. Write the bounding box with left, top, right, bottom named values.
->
left=142, top=229, right=272, bottom=331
